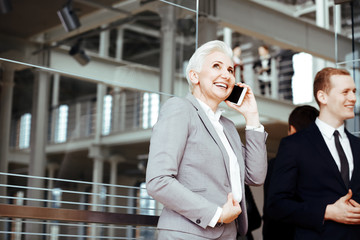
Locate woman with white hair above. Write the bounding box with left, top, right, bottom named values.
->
left=146, top=40, right=267, bottom=240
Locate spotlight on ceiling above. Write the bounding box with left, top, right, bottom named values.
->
left=57, top=0, right=81, bottom=32
left=0, top=0, right=12, bottom=14
left=69, top=39, right=90, bottom=66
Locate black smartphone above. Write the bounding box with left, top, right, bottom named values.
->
left=226, top=85, right=248, bottom=106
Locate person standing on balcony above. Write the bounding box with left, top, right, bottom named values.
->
left=146, top=40, right=267, bottom=240
left=267, top=67, right=360, bottom=239
left=253, top=45, right=272, bottom=96
left=232, top=45, right=244, bottom=83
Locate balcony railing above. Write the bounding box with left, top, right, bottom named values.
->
left=0, top=172, right=160, bottom=239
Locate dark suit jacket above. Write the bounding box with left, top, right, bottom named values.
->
left=263, top=158, right=295, bottom=240
left=267, top=122, right=360, bottom=239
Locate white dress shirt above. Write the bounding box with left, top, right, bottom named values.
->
left=315, top=118, right=354, bottom=179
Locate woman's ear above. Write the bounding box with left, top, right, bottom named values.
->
left=317, top=90, right=327, bottom=105
left=189, top=70, right=199, bottom=85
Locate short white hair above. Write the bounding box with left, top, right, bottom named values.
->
left=185, top=40, right=233, bottom=92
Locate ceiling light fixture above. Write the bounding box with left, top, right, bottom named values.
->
left=57, top=0, right=81, bottom=32
left=69, top=39, right=90, bottom=66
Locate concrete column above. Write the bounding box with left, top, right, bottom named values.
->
left=95, top=84, right=106, bottom=142
left=315, top=0, right=329, bottom=72
left=108, top=155, right=124, bottom=239
left=46, top=163, right=60, bottom=240
left=111, top=87, right=122, bottom=132
left=88, top=145, right=108, bottom=240
left=100, top=26, right=110, bottom=57
left=223, top=27, right=232, bottom=48
left=50, top=73, right=60, bottom=143
left=334, top=4, right=342, bottom=63
left=316, top=0, right=329, bottom=29
left=46, top=163, right=59, bottom=201
left=26, top=70, right=51, bottom=239
left=116, top=27, right=124, bottom=61
left=0, top=63, right=15, bottom=204
left=27, top=70, right=50, bottom=201
left=159, top=5, right=176, bottom=103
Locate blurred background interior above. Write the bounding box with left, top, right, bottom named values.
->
left=0, top=0, right=359, bottom=239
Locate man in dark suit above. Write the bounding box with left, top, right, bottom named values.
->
left=267, top=67, right=360, bottom=239
left=263, top=105, right=319, bottom=240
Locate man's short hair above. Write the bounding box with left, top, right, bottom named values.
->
left=288, top=105, right=319, bottom=132
left=313, top=67, right=350, bottom=105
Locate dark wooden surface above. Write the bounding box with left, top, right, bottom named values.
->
left=0, top=204, right=158, bottom=226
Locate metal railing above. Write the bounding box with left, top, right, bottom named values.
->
left=0, top=172, right=160, bottom=239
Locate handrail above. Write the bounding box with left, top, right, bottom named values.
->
left=0, top=204, right=159, bottom=226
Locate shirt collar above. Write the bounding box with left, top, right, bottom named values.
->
left=315, top=118, right=345, bottom=139
left=196, top=98, right=224, bottom=121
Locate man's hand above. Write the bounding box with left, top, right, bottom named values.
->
left=324, top=189, right=360, bottom=224
left=219, top=193, right=242, bottom=224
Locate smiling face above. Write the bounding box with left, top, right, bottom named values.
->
left=318, top=74, right=356, bottom=127
left=190, top=51, right=235, bottom=110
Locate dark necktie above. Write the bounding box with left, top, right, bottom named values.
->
left=334, top=130, right=350, bottom=187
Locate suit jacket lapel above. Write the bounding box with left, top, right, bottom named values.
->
left=306, top=123, right=344, bottom=182
left=347, top=130, right=360, bottom=184
left=185, top=94, right=232, bottom=181
left=306, top=123, right=349, bottom=187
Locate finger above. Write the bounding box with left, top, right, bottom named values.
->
left=225, top=101, right=240, bottom=111
left=227, top=193, right=234, bottom=203
left=232, top=196, right=238, bottom=204
left=349, top=199, right=360, bottom=208
left=342, top=189, right=353, bottom=202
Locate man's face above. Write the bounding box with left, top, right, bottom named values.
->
left=323, top=74, right=356, bottom=123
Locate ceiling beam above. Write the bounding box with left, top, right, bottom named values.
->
left=217, top=0, right=357, bottom=62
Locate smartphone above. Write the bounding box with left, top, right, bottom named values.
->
left=226, top=85, right=247, bottom=106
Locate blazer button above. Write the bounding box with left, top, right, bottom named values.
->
left=196, top=219, right=201, bottom=224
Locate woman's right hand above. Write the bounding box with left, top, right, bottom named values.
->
left=219, top=193, right=242, bottom=224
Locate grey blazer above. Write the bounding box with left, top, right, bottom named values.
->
left=146, top=93, right=267, bottom=238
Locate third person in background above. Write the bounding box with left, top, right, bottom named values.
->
left=263, top=105, right=319, bottom=240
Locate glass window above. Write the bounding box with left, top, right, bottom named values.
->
left=102, top=95, right=113, bottom=135
left=142, top=93, right=159, bottom=129
left=19, top=113, right=31, bottom=149
left=292, top=52, right=314, bottom=104
left=55, top=105, right=69, bottom=143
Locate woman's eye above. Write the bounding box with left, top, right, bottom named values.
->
left=228, top=69, right=234, bottom=74
left=213, top=64, right=220, bottom=69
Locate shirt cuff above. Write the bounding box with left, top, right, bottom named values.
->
left=208, top=207, right=222, bottom=228
left=245, top=124, right=264, bottom=132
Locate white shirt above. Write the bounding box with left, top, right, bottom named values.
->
left=196, top=99, right=264, bottom=227
left=315, top=118, right=354, bottom=179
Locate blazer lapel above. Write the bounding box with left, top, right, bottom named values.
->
left=221, top=119, right=245, bottom=182
left=185, top=94, right=232, bottom=180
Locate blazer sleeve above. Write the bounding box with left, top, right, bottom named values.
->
left=145, top=97, right=218, bottom=229
left=243, top=130, right=268, bottom=186
left=266, top=137, right=328, bottom=231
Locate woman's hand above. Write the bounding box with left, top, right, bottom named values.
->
left=225, top=83, right=260, bottom=127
